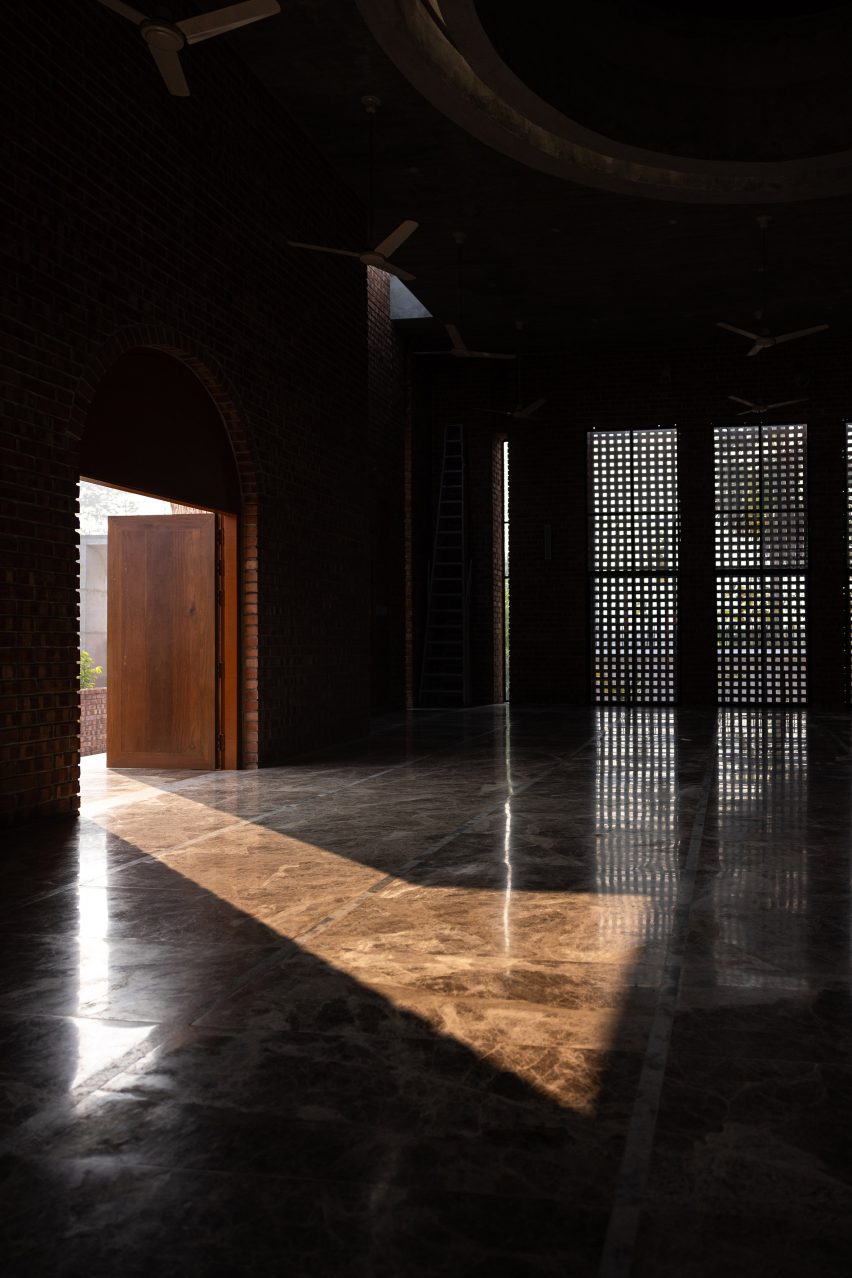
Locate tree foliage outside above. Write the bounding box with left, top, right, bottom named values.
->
left=79, top=650, right=103, bottom=689
left=78, top=481, right=175, bottom=535
left=78, top=482, right=141, bottom=534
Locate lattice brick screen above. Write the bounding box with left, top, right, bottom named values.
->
left=715, top=424, right=806, bottom=704
left=590, top=429, right=678, bottom=703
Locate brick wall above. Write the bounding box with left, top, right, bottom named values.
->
left=367, top=269, right=408, bottom=711
left=2, top=6, right=404, bottom=822
left=507, top=343, right=850, bottom=707
left=413, top=341, right=852, bottom=709
left=79, top=689, right=107, bottom=757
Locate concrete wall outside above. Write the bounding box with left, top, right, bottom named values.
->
left=79, top=536, right=108, bottom=687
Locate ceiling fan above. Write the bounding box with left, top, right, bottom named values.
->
left=415, top=233, right=515, bottom=360
left=717, top=323, right=829, bottom=358
left=717, top=215, right=829, bottom=356
left=94, top=0, right=281, bottom=97
left=288, top=96, right=419, bottom=282
left=728, top=395, right=809, bottom=417
left=288, top=220, right=418, bottom=282
left=417, top=323, right=516, bottom=361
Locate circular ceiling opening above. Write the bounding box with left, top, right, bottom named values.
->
left=476, top=0, right=852, bottom=162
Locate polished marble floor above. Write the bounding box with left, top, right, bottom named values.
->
left=2, top=706, right=852, bottom=1275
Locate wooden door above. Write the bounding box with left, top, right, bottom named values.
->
left=107, top=514, right=216, bottom=768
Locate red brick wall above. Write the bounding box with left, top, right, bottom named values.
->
left=80, top=689, right=107, bottom=757
left=2, top=6, right=403, bottom=821
left=366, top=269, right=408, bottom=711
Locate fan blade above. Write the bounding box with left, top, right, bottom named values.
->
left=287, top=242, right=362, bottom=258
left=178, top=0, right=280, bottom=45
left=378, top=260, right=416, bottom=283
left=95, top=0, right=148, bottom=23
left=516, top=397, right=546, bottom=418
left=729, top=396, right=755, bottom=407
left=149, top=44, right=189, bottom=96
left=445, top=324, right=467, bottom=353
left=764, top=398, right=808, bottom=411
left=373, top=219, right=418, bottom=260
left=772, top=325, right=829, bottom=345
left=718, top=322, right=762, bottom=341
left=468, top=352, right=516, bottom=361
left=746, top=343, right=764, bottom=357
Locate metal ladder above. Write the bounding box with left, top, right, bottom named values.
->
left=419, top=424, right=470, bottom=707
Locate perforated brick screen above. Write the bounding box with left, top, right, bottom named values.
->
left=589, top=429, right=678, bottom=703
left=715, top=424, right=807, bottom=704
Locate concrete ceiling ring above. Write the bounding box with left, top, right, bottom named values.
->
left=355, top=0, right=852, bottom=204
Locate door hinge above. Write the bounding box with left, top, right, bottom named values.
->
left=217, top=733, right=225, bottom=754
left=217, top=661, right=224, bottom=679
left=217, top=588, right=223, bottom=606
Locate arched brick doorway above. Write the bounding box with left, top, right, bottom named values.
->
left=79, top=346, right=256, bottom=772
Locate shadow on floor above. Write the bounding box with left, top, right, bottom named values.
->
left=0, top=831, right=653, bottom=1276
left=4, top=707, right=852, bottom=1273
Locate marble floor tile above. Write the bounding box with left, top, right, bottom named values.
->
left=0, top=1013, right=159, bottom=1137
left=645, top=1048, right=852, bottom=1220
left=292, top=949, right=663, bottom=1008
left=42, top=1095, right=631, bottom=1213
left=0, top=824, right=145, bottom=905
left=0, top=1155, right=608, bottom=1277
left=65, top=1022, right=643, bottom=1141
left=684, top=911, right=852, bottom=975
left=633, top=1207, right=852, bottom=1277
left=90, top=791, right=242, bottom=854
left=669, top=988, right=852, bottom=1062
left=310, top=883, right=675, bottom=964
left=190, top=976, right=654, bottom=1097
left=29, top=1014, right=645, bottom=1220
left=0, top=932, right=270, bottom=1023
left=194, top=951, right=662, bottom=1047
left=409, top=836, right=684, bottom=894
left=0, top=880, right=292, bottom=948
left=4, top=706, right=852, bottom=1274
left=157, top=845, right=387, bottom=935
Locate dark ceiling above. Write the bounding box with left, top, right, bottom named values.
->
left=477, top=1, right=852, bottom=162
left=216, top=0, right=852, bottom=355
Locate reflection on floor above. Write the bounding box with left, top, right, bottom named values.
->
left=2, top=707, right=852, bottom=1275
